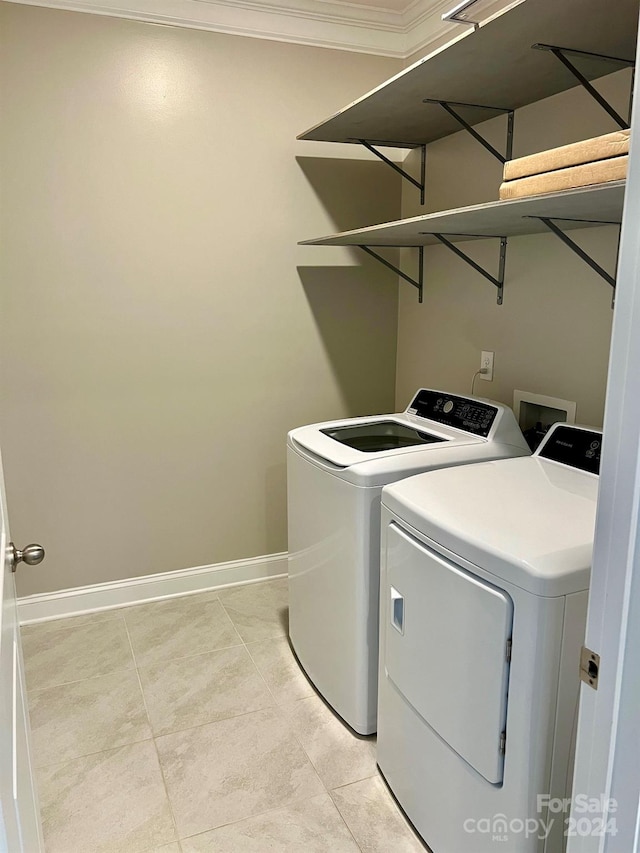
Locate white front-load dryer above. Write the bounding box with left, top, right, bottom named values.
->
left=287, top=388, right=529, bottom=735
left=377, top=423, right=602, bottom=852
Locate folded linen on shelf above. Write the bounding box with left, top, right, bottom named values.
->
left=503, top=129, right=630, bottom=181
left=499, top=155, right=628, bottom=200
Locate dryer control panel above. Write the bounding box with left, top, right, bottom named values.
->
left=537, top=425, right=602, bottom=475
left=406, top=390, right=497, bottom=438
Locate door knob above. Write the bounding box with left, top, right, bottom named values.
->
left=8, top=543, right=45, bottom=572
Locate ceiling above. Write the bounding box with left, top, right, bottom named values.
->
left=4, top=0, right=511, bottom=57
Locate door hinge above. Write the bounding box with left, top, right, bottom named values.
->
left=499, top=731, right=507, bottom=755
left=506, top=638, right=512, bottom=663
left=580, top=646, right=600, bottom=690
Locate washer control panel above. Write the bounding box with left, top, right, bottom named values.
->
left=537, top=425, right=602, bottom=475
left=406, top=389, right=497, bottom=437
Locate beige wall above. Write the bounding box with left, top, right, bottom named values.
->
left=0, top=3, right=402, bottom=596
left=395, top=71, right=629, bottom=424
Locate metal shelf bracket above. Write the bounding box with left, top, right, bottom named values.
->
left=528, top=216, right=619, bottom=307
left=442, top=0, right=481, bottom=30
left=359, top=141, right=427, bottom=205
left=532, top=44, right=634, bottom=129
left=423, top=100, right=514, bottom=164
left=424, top=234, right=507, bottom=304
left=359, top=245, right=424, bottom=302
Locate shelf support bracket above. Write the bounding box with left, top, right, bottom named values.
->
left=359, top=141, right=426, bottom=205
left=441, top=0, right=481, bottom=30
left=426, top=234, right=507, bottom=305
left=423, top=100, right=514, bottom=164
left=359, top=245, right=424, bottom=303
left=532, top=44, right=634, bottom=129
left=529, top=216, right=619, bottom=306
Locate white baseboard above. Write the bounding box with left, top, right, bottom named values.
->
left=17, top=552, right=288, bottom=625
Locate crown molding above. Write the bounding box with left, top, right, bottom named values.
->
left=191, top=0, right=406, bottom=29
left=2, top=0, right=511, bottom=57
left=2, top=0, right=407, bottom=55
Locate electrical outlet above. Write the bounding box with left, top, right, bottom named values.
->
left=480, top=350, right=494, bottom=381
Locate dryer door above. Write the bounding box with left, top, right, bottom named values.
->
left=384, top=522, right=513, bottom=785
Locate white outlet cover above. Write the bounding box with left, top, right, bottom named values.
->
left=480, top=350, right=494, bottom=381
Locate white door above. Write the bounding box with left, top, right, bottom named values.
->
left=567, top=13, right=640, bottom=852
left=0, top=448, right=43, bottom=852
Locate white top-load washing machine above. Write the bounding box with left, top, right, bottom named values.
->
left=377, top=422, right=602, bottom=853
left=287, top=388, right=530, bottom=735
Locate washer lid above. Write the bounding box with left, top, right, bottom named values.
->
left=287, top=389, right=529, bottom=470
left=289, top=415, right=470, bottom=469
left=319, top=420, right=446, bottom=453
left=382, top=455, right=598, bottom=597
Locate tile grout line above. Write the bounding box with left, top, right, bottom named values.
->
left=178, top=789, right=346, bottom=844
left=329, top=774, right=428, bottom=850
left=210, top=596, right=245, bottom=647
left=124, top=589, right=295, bottom=844
left=220, top=590, right=372, bottom=806
left=117, top=595, right=286, bottom=737
left=328, top=788, right=368, bottom=853
left=20, top=611, right=123, bottom=635
left=251, top=677, right=333, bottom=799
left=218, top=594, right=335, bottom=808
left=116, top=593, right=244, bottom=670
left=26, top=663, right=137, bottom=696
left=25, top=611, right=179, bottom=850
left=22, top=612, right=133, bottom=694
left=149, top=703, right=290, bottom=740
left=129, top=639, right=246, bottom=670
left=217, top=593, right=336, bottom=797
left=242, top=636, right=283, bottom=708
left=223, top=626, right=367, bottom=853
left=32, top=734, right=159, bottom=773
left=121, top=614, right=182, bottom=849
left=24, top=615, right=143, bottom=768
left=214, top=593, right=344, bottom=843
left=218, top=594, right=292, bottom=710
left=249, top=627, right=381, bottom=810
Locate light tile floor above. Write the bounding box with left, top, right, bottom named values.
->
left=22, top=578, right=426, bottom=853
